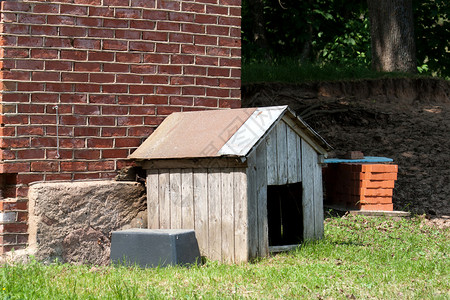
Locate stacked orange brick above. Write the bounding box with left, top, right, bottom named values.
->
left=324, top=163, right=398, bottom=211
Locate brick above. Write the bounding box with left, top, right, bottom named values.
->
left=0, top=201, right=27, bottom=212
left=74, top=127, right=100, bottom=137
left=128, top=126, right=154, bottom=137
left=170, top=96, right=193, bottom=106
left=103, top=19, right=129, bottom=29
left=102, top=149, right=128, bottom=159
left=116, top=53, right=141, bottom=63
left=129, top=85, right=155, bottom=94
left=0, top=212, right=16, bottom=223
left=88, top=28, right=114, bottom=38
left=89, top=116, right=116, bottom=126
left=0, top=162, right=30, bottom=174
left=182, top=86, right=205, bottom=96
left=45, top=173, right=72, bottom=181
left=208, top=67, right=229, bottom=77
left=31, top=49, right=58, bottom=59
left=32, top=72, right=59, bottom=82
left=171, top=54, right=195, bottom=65
left=358, top=172, right=398, bottom=181
left=46, top=83, right=73, bottom=93
left=74, top=39, right=101, bottom=50
left=130, top=20, right=156, bottom=30
left=183, top=2, right=205, bottom=13
left=48, top=15, right=75, bottom=25
left=115, top=138, right=142, bottom=148
left=33, top=3, right=59, bottom=14
left=16, top=173, right=44, bottom=185
left=194, top=97, right=218, bottom=107
left=76, top=16, right=102, bottom=27
left=0, top=137, right=29, bottom=148
left=131, top=65, right=157, bottom=74
left=103, top=85, right=128, bottom=94
left=131, top=0, right=156, bottom=8
left=359, top=203, right=394, bottom=211
left=74, top=173, right=100, bottom=180
left=117, top=116, right=143, bottom=126
left=157, top=22, right=181, bottom=31
left=184, top=66, right=207, bottom=75
left=90, top=73, right=115, bottom=83
left=17, top=149, right=45, bottom=160
left=142, top=9, right=167, bottom=20
left=101, top=127, right=127, bottom=137
left=62, top=72, right=89, bottom=82
left=130, top=41, right=155, bottom=52
left=129, top=106, right=156, bottom=115
left=142, top=31, right=168, bottom=41
left=74, top=62, right=101, bottom=72
left=220, top=58, right=240, bottom=67
left=46, top=61, right=72, bottom=71
left=18, top=14, right=46, bottom=24
left=31, top=161, right=59, bottom=172
left=88, top=161, right=115, bottom=171
left=171, top=76, right=195, bottom=85
left=60, top=26, right=86, bottom=37
left=115, top=8, right=141, bottom=18
left=157, top=0, right=180, bottom=10
left=60, top=94, right=88, bottom=103
left=60, top=4, right=88, bottom=16
left=103, top=63, right=129, bottom=73
left=103, top=40, right=128, bottom=51
left=115, top=29, right=141, bottom=39
left=1, top=1, right=32, bottom=12
left=155, top=86, right=181, bottom=95
left=361, top=164, right=398, bottom=173
left=60, top=161, right=87, bottom=172
left=158, top=65, right=182, bottom=74
left=3, top=48, right=29, bottom=59
left=156, top=106, right=182, bottom=115
left=169, top=11, right=194, bottom=22
left=3, top=24, right=29, bottom=34
left=88, top=6, right=114, bottom=17
left=219, top=99, right=240, bottom=108
left=117, top=95, right=142, bottom=105
left=74, top=150, right=101, bottom=160
left=89, top=95, right=116, bottom=104
left=196, top=77, right=218, bottom=86
left=61, top=50, right=87, bottom=60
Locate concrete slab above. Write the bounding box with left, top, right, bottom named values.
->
left=325, top=205, right=410, bottom=218
left=110, top=229, right=201, bottom=268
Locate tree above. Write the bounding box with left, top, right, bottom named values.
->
left=367, top=0, right=417, bottom=73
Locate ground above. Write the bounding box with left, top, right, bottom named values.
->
left=242, top=78, right=450, bottom=218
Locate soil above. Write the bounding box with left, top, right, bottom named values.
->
left=242, top=78, right=450, bottom=218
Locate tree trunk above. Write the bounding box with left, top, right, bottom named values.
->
left=367, top=0, right=417, bottom=73
left=247, top=0, right=271, bottom=59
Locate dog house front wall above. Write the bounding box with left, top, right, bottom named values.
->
left=144, top=118, right=325, bottom=263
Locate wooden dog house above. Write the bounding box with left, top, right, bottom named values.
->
left=129, top=106, right=331, bottom=263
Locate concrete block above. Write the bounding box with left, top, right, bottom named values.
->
left=110, top=229, right=201, bottom=268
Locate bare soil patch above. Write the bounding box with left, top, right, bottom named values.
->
left=242, top=78, right=450, bottom=216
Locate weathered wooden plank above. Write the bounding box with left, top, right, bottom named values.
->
left=146, top=170, right=159, bottom=229
left=234, top=169, right=248, bottom=263
left=287, top=126, right=298, bottom=183
left=313, top=153, right=324, bottom=239
left=158, top=169, right=171, bottom=229
left=266, top=126, right=277, bottom=185
left=256, top=144, right=269, bottom=258
left=296, top=135, right=302, bottom=182
left=170, top=170, right=182, bottom=229
left=207, top=169, right=222, bottom=261
left=181, top=169, right=195, bottom=229
left=193, top=169, right=208, bottom=256
left=276, top=121, right=288, bottom=185
left=221, top=168, right=234, bottom=263
left=246, top=153, right=258, bottom=260
left=141, top=158, right=247, bottom=170
left=301, top=141, right=315, bottom=240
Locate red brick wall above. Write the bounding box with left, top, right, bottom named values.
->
left=0, top=0, right=241, bottom=253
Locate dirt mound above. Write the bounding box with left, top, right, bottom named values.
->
left=242, top=78, right=450, bottom=216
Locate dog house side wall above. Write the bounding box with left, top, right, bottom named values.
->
left=246, top=119, right=324, bottom=260
left=146, top=167, right=249, bottom=263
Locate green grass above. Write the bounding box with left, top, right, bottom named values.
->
left=242, top=59, right=424, bottom=84
left=1, top=215, right=449, bottom=299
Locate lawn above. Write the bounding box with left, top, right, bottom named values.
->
left=1, top=215, right=448, bottom=299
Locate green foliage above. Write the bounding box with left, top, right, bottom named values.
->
left=242, top=0, right=449, bottom=78
left=1, top=216, right=449, bottom=299
left=414, top=0, right=449, bottom=78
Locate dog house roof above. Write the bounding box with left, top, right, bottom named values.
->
left=129, top=105, right=331, bottom=160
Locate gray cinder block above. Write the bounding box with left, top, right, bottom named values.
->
left=110, top=229, right=201, bottom=268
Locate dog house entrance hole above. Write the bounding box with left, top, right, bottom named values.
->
left=267, top=183, right=303, bottom=247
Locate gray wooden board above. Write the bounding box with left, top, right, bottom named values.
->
left=221, top=168, right=235, bottom=263
left=158, top=169, right=170, bottom=229
left=276, top=121, right=288, bottom=184
left=181, top=169, right=195, bottom=229
left=193, top=169, right=208, bottom=255
left=296, top=135, right=302, bottom=182
left=234, top=169, right=248, bottom=262
left=170, top=170, right=182, bottom=229
left=146, top=170, right=159, bottom=229
left=256, top=144, right=269, bottom=257
left=301, top=141, right=315, bottom=240
left=208, top=169, right=222, bottom=261
left=313, top=153, right=324, bottom=238
left=287, top=126, right=298, bottom=184
left=246, top=153, right=258, bottom=260
left=266, top=126, right=277, bottom=185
